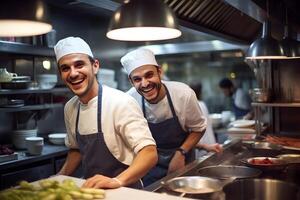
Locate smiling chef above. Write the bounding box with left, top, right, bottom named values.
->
left=54, top=37, right=157, bottom=189
left=121, top=48, right=207, bottom=186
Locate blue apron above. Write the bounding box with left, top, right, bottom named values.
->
left=76, top=85, right=142, bottom=189
left=141, top=85, right=194, bottom=186
left=232, top=99, right=250, bottom=119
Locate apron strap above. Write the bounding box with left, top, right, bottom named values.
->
left=75, top=84, right=103, bottom=134
left=142, top=84, right=177, bottom=118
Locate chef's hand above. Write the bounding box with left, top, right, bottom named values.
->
left=205, top=143, right=223, bottom=153
left=82, top=174, right=122, bottom=189
left=167, top=151, right=185, bottom=174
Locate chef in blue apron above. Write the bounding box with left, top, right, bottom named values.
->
left=219, top=78, right=252, bottom=119
left=121, top=48, right=207, bottom=186
left=54, top=37, right=157, bottom=189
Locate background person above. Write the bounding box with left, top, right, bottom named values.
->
left=121, top=48, right=206, bottom=186
left=54, top=37, right=157, bottom=189
left=189, top=82, right=223, bottom=156
left=219, top=78, right=252, bottom=119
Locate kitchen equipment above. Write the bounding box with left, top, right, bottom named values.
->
left=1, top=79, right=31, bottom=89
left=12, top=129, right=37, bottom=149
left=25, top=137, right=44, bottom=155
left=249, top=88, right=270, bottom=102
left=230, top=119, right=255, bottom=128
left=223, top=178, right=300, bottom=200
left=161, top=176, right=223, bottom=198
left=251, top=141, right=283, bottom=150
left=243, top=156, right=288, bottom=171
left=0, top=153, right=18, bottom=163
left=197, top=165, right=261, bottom=180
left=0, top=68, right=17, bottom=82
left=276, top=154, right=300, bottom=164
left=37, top=74, right=57, bottom=89
left=209, top=113, right=222, bottom=128
left=48, top=133, right=66, bottom=145
left=0, top=99, right=24, bottom=108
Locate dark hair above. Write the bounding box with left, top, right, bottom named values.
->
left=88, top=56, right=95, bottom=64
left=190, top=82, right=202, bottom=100
left=219, top=78, right=233, bottom=88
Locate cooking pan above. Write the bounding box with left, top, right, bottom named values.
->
left=250, top=141, right=282, bottom=150
left=161, top=176, right=223, bottom=198
left=277, top=154, right=300, bottom=164
left=242, top=156, right=288, bottom=171
left=223, top=178, right=300, bottom=200
left=197, top=165, right=262, bottom=180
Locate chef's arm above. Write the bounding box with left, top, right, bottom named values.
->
left=168, top=130, right=205, bottom=173
left=116, top=145, right=157, bottom=186
left=57, top=149, right=81, bottom=176
left=82, top=145, right=157, bottom=188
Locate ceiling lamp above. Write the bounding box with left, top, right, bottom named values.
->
left=106, top=0, right=182, bottom=41
left=246, top=0, right=286, bottom=60
left=0, top=0, right=52, bottom=37
left=281, top=8, right=300, bottom=59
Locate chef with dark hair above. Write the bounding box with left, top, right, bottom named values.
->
left=121, top=48, right=206, bottom=186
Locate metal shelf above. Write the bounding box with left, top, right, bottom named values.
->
left=0, top=87, right=69, bottom=95
left=252, top=102, right=300, bottom=107
left=0, top=41, right=54, bottom=56
left=0, top=103, right=63, bottom=112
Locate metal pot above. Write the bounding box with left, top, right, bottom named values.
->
left=161, top=176, right=223, bottom=198
left=223, top=178, right=300, bottom=200
left=197, top=165, right=262, bottom=180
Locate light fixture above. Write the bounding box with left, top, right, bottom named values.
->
left=0, top=0, right=52, bottom=37
left=246, top=0, right=287, bottom=60
left=106, top=0, right=182, bottom=41
left=281, top=7, right=300, bottom=59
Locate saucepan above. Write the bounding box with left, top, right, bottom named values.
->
left=223, top=178, right=300, bottom=200
left=197, top=165, right=262, bottom=180
left=161, top=176, right=223, bottom=198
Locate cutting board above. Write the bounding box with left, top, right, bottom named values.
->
left=41, top=175, right=193, bottom=200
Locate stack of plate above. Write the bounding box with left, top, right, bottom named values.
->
left=12, top=129, right=37, bottom=149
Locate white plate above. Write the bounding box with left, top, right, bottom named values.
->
left=231, top=120, right=255, bottom=128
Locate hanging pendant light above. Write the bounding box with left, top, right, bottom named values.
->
left=281, top=7, right=300, bottom=59
left=106, top=0, right=182, bottom=41
left=246, top=0, right=286, bottom=60
left=0, top=0, right=52, bottom=37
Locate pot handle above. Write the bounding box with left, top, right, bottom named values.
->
left=160, top=181, right=186, bottom=197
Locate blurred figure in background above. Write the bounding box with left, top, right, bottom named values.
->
left=190, top=82, right=223, bottom=155
left=219, top=78, right=252, bottom=120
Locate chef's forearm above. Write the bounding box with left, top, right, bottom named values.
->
left=116, top=145, right=158, bottom=186
left=58, top=149, right=81, bottom=176
left=181, top=130, right=205, bottom=152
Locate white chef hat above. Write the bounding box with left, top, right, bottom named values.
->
left=120, top=48, right=159, bottom=75
left=54, top=37, right=94, bottom=62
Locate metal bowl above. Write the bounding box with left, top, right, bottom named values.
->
left=197, top=165, right=261, bottom=180
left=223, top=178, right=300, bottom=200
left=161, top=176, right=223, bottom=195
left=249, top=88, right=270, bottom=102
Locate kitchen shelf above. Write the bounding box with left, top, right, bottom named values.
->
left=0, top=87, right=69, bottom=95
left=0, top=41, right=54, bottom=57
left=0, top=103, right=63, bottom=112
left=252, top=102, right=300, bottom=107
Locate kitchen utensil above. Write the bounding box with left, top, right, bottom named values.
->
left=161, top=176, right=223, bottom=198
left=249, top=88, right=271, bottom=102
left=37, top=74, right=57, bottom=89
left=12, top=129, right=37, bottom=149
left=251, top=141, right=283, bottom=150
left=0, top=68, right=17, bottom=82
left=276, top=154, right=300, bottom=164
left=230, top=119, right=255, bottom=128
left=242, top=156, right=288, bottom=171
left=48, top=133, right=66, bottom=145
left=1, top=80, right=31, bottom=89
left=223, top=178, right=300, bottom=200
left=25, top=137, right=44, bottom=155
left=209, top=113, right=222, bottom=128
left=197, top=165, right=261, bottom=180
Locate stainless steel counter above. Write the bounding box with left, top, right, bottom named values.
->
left=145, top=139, right=300, bottom=199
